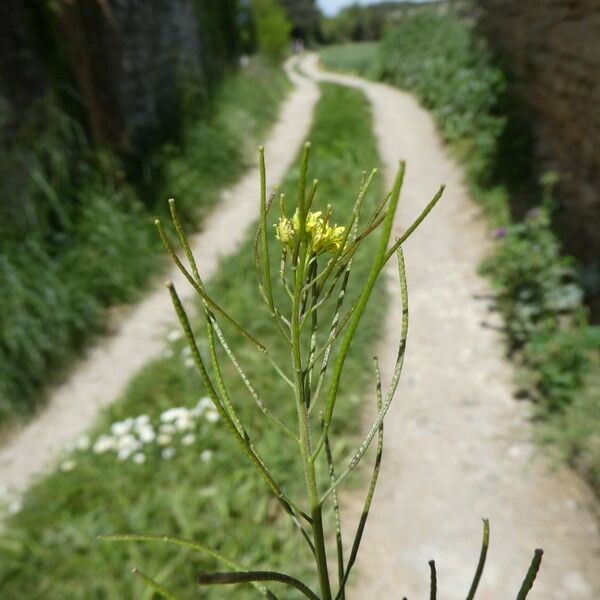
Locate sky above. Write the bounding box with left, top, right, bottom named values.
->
left=318, top=0, right=424, bottom=17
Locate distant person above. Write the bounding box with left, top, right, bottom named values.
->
left=293, top=38, right=305, bottom=54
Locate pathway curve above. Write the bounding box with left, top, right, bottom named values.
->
left=0, top=61, right=320, bottom=497
left=301, top=54, right=600, bottom=599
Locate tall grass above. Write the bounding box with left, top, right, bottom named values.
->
left=0, top=60, right=288, bottom=425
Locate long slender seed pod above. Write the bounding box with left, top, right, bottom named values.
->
left=322, top=414, right=344, bottom=598
left=334, top=357, right=384, bottom=600
left=306, top=178, right=319, bottom=214
left=156, top=219, right=266, bottom=352
left=167, top=283, right=310, bottom=525
left=132, top=567, right=181, bottom=600
left=211, top=319, right=299, bottom=443
left=198, top=571, right=320, bottom=600
left=384, top=184, right=445, bottom=263
left=309, top=267, right=351, bottom=415
left=516, top=549, right=544, bottom=600
left=321, top=248, right=407, bottom=501
left=309, top=189, right=364, bottom=413
left=429, top=561, right=437, bottom=600
left=466, top=518, right=490, bottom=600
left=313, top=162, right=405, bottom=463
left=259, top=146, right=275, bottom=311
left=101, top=534, right=278, bottom=599
left=297, top=142, right=311, bottom=242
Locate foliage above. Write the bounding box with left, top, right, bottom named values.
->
left=376, top=13, right=506, bottom=187
left=279, top=0, right=321, bottom=42
left=480, top=182, right=599, bottom=416
left=0, top=60, right=288, bottom=425
left=320, top=3, right=390, bottom=44
left=480, top=203, right=583, bottom=348
left=252, top=0, right=293, bottom=61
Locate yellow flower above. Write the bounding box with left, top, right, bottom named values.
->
left=312, top=222, right=345, bottom=254
left=292, top=209, right=322, bottom=234
left=274, top=217, right=295, bottom=248
left=276, top=207, right=344, bottom=254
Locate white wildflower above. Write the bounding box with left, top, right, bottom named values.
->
left=161, top=407, right=187, bottom=422
left=175, top=415, right=193, bottom=431
left=184, top=357, right=195, bottom=368
left=111, top=419, right=132, bottom=437
left=162, top=447, right=175, bottom=460
left=162, top=348, right=174, bottom=359
left=116, top=434, right=139, bottom=451
left=60, top=459, right=76, bottom=472
left=93, top=434, right=115, bottom=454
left=167, top=329, right=183, bottom=342
left=117, top=447, right=133, bottom=461
left=181, top=433, right=196, bottom=446
left=133, top=452, right=146, bottom=465
left=197, top=397, right=213, bottom=412
left=157, top=433, right=172, bottom=446
left=138, top=426, right=155, bottom=444
left=201, top=449, right=213, bottom=462
left=76, top=435, right=90, bottom=451
left=160, top=423, right=176, bottom=435
left=205, top=409, right=219, bottom=423
left=181, top=346, right=192, bottom=358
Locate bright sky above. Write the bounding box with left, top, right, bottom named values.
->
left=318, top=0, right=418, bottom=17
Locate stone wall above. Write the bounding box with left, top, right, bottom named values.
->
left=0, top=0, right=237, bottom=151
left=0, top=0, right=48, bottom=140
left=478, top=0, right=600, bottom=260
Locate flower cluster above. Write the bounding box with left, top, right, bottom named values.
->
left=59, top=398, right=218, bottom=472
left=275, top=208, right=345, bottom=254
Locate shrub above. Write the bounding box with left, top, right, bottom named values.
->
left=376, top=13, right=506, bottom=185
left=480, top=186, right=599, bottom=416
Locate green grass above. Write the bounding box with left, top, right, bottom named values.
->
left=0, top=59, right=289, bottom=427
left=0, top=83, right=388, bottom=598
left=319, top=42, right=380, bottom=77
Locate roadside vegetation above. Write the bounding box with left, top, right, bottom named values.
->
left=318, top=13, right=600, bottom=492
left=0, top=83, right=389, bottom=598
left=0, top=59, right=288, bottom=427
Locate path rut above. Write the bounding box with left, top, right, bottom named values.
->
left=0, top=62, right=319, bottom=498
left=301, top=54, right=600, bottom=599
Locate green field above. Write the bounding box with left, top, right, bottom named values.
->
left=319, top=42, right=380, bottom=77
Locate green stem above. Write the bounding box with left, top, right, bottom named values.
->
left=292, top=238, right=332, bottom=600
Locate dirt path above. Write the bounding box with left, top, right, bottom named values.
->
left=0, top=61, right=319, bottom=498
left=301, top=54, right=600, bottom=599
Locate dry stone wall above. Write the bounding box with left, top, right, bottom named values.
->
left=479, top=0, right=600, bottom=259
left=0, top=0, right=237, bottom=152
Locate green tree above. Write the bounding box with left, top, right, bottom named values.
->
left=252, top=0, right=292, bottom=61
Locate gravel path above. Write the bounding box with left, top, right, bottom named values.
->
left=301, top=54, right=600, bottom=599
left=0, top=61, right=319, bottom=497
